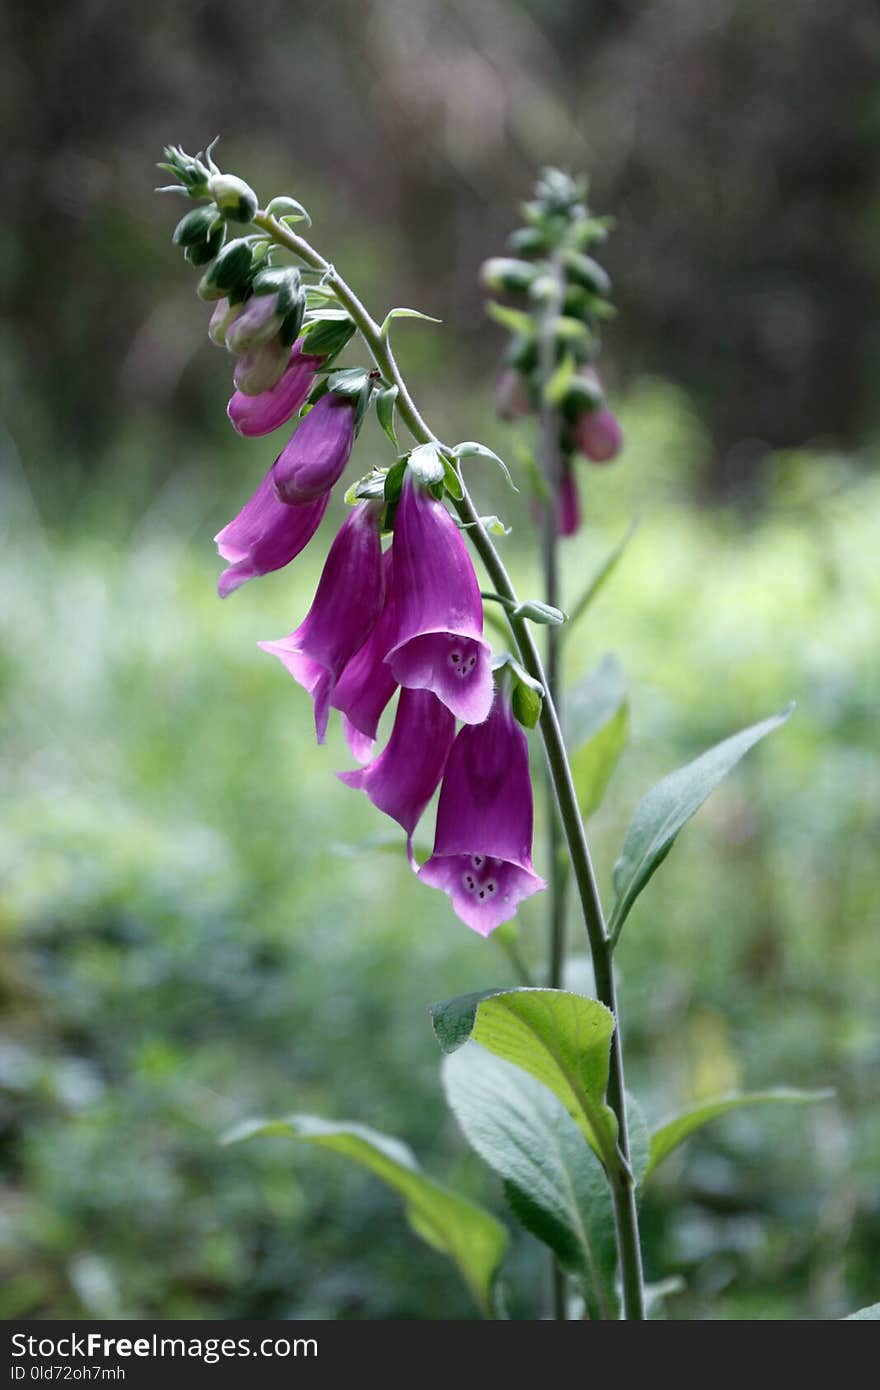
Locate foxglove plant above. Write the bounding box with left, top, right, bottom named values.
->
left=159, top=144, right=825, bottom=1322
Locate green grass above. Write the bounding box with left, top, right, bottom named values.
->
left=1, top=382, right=877, bottom=1319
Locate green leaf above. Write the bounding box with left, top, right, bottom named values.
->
left=380, top=306, right=442, bottom=338
left=565, top=518, right=639, bottom=634
left=407, top=442, right=445, bottom=486
left=609, top=704, right=795, bottom=945
left=344, top=468, right=387, bottom=505
left=375, top=385, right=399, bottom=447
left=544, top=351, right=577, bottom=408
left=567, top=655, right=629, bottom=820
left=451, top=441, right=518, bottom=492
left=645, top=1088, right=832, bottom=1180
left=441, top=456, right=464, bottom=500
left=512, top=599, right=567, bottom=627
left=486, top=301, right=535, bottom=336
left=266, top=195, right=312, bottom=226
left=430, top=988, right=618, bottom=1169
left=326, top=367, right=370, bottom=398
left=844, top=1303, right=880, bottom=1320
left=443, top=1045, right=619, bottom=1320
left=225, top=1114, right=507, bottom=1317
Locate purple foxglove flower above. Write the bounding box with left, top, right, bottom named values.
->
left=227, top=341, right=322, bottom=437
left=215, top=466, right=329, bottom=598
left=330, top=551, right=398, bottom=762
left=233, top=337, right=290, bottom=396
left=338, top=687, right=455, bottom=860
left=558, top=465, right=581, bottom=537
left=259, top=502, right=385, bottom=743
left=387, top=473, right=493, bottom=725
left=419, top=690, right=546, bottom=936
left=573, top=406, right=623, bottom=463
left=273, top=393, right=357, bottom=504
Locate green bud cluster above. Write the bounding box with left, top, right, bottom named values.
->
left=481, top=167, right=618, bottom=433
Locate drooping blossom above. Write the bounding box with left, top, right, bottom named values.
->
left=259, top=502, right=385, bottom=743
left=330, top=550, right=398, bottom=763
left=273, top=393, right=357, bottom=504
left=224, top=291, right=286, bottom=354
left=215, top=466, right=329, bottom=598
left=387, top=472, right=493, bottom=725
left=419, top=689, right=546, bottom=935
left=227, top=340, right=322, bottom=437
left=573, top=405, right=623, bottom=463
left=338, top=687, right=455, bottom=862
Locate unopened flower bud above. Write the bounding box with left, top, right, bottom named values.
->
left=197, top=238, right=254, bottom=300
left=563, top=250, right=612, bottom=299
left=172, top=206, right=219, bottom=247
left=233, top=337, right=290, bottom=395
left=225, top=293, right=284, bottom=353
left=480, top=257, right=538, bottom=294
left=184, top=219, right=226, bottom=266
left=209, top=173, right=259, bottom=224
left=208, top=297, right=244, bottom=347
left=508, top=226, right=553, bottom=257
left=573, top=406, right=623, bottom=464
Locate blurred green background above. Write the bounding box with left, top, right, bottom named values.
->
left=1, top=0, right=878, bottom=1321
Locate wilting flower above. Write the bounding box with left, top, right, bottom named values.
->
left=387, top=472, right=493, bottom=725
left=330, top=551, right=398, bottom=762
left=227, top=340, right=322, bottom=437
left=259, top=502, right=385, bottom=742
left=215, top=466, right=329, bottom=597
left=233, top=337, right=290, bottom=396
left=338, top=687, right=455, bottom=861
left=573, top=405, right=623, bottom=463
left=273, top=393, right=357, bottom=504
left=419, top=689, right=546, bottom=935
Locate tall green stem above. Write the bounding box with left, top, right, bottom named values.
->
left=255, top=212, right=646, bottom=1320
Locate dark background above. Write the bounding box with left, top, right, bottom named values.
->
left=1, top=0, right=878, bottom=1322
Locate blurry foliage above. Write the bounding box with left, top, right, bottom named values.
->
left=1, top=377, right=878, bottom=1318
left=3, top=0, right=880, bottom=517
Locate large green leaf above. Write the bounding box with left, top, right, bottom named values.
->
left=225, top=1114, right=507, bottom=1317
left=443, top=1044, right=619, bottom=1319
left=567, top=654, right=629, bottom=819
left=430, top=988, right=618, bottom=1170
left=645, top=1088, right=832, bottom=1180
left=844, top=1303, right=880, bottom=1319
left=609, top=704, right=794, bottom=944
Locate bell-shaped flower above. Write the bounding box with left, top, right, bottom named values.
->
left=224, top=291, right=285, bottom=354
left=387, top=473, right=493, bottom=725
left=330, top=551, right=398, bottom=762
left=573, top=406, right=623, bottom=463
left=215, top=466, right=329, bottom=598
left=338, top=687, right=455, bottom=862
left=258, top=502, right=385, bottom=743
left=419, top=689, right=546, bottom=936
left=227, top=340, right=322, bottom=437
left=273, top=393, right=357, bottom=504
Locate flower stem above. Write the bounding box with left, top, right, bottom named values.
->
left=254, top=212, right=646, bottom=1320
